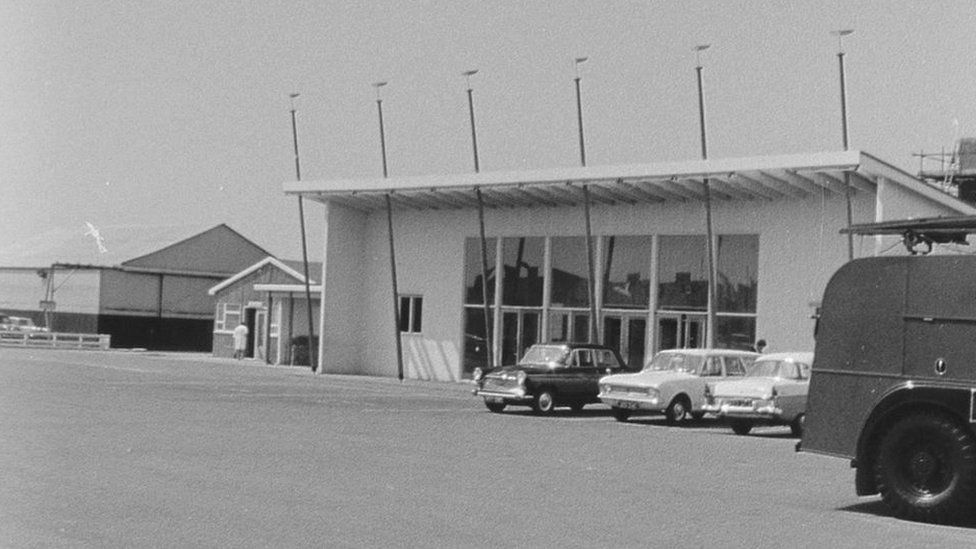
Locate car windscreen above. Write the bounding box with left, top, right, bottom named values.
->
left=643, top=353, right=703, bottom=374
left=747, top=360, right=806, bottom=379
left=518, top=345, right=569, bottom=366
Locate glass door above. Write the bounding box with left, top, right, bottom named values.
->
left=602, top=314, right=648, bottom=369
left=500, top=309, right=541, bottom=365
left=656, top=313, right=705, bottom=351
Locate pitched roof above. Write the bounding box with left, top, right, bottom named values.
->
left=0, top=223, right=213, bottom=268
left=122, top=224, right=273, bottom=275
left=208, top=257, right=322, bottom=295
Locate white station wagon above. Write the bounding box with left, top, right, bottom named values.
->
left=702, top=351, right=813, bottom=436
left=598, top=348, right=758, bottom=424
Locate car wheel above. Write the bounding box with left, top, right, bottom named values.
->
left=665, top=397, right=690, bottom=425
left=874, top=412, right=976, bottom=524
left=484, top=400, right=506, bottom=413
left=612, top=407, right=632, bottom=422
left=730, top=419, right=753, bottom=435
left=790, top=414, right=805, bottom=437
left=533, top=390, right=556, bottom=414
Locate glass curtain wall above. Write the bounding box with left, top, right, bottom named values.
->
left=656, top=235, right=708, bottom=350
left=716, top=235, right=758, bottom=350
left=462, top=237, right=495, bottom=373
left=500, top=237, right=545, bottom=365
left=548, top=237, right=591, bottom=344
left=601, top=236, right=653, bottom=367
left=461, top=233, right=759, bottom=373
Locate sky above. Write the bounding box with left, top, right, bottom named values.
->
left=3, top=0, right=976, bottom=265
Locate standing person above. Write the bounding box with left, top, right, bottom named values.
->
left=752, top=339, right=767, bottom=354
left=233, top=322, right=249, bottom=359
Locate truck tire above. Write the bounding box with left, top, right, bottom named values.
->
left=873, top=412, right=976, bottom=524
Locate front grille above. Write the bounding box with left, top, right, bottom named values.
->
left=483, top=377, right=518, bottom=391
left=606, top=385, right=645, bottom=396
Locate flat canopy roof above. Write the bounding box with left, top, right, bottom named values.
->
left=284, top=150, right=966, bottom=213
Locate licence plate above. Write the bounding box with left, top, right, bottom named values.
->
left=485, top=396, right=504, bottom=404
left=618, top=400, right=641, bottom=410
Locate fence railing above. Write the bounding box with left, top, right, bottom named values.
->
left=0, top=331, right=111, bottom=350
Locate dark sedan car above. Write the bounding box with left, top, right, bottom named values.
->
left=472, top=343, right=631, bottom=414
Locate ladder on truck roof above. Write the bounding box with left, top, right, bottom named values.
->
left=842, top=215, right=976, bottom=255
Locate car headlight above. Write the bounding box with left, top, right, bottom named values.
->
left=646, top=387, right=659, bottom=399
left=472, top=367, right=483, bottom=382
left=516, top=371, right=527, bottom=385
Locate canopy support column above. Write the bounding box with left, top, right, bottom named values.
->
left=475, top=188, right=494, bottom=368
left=582, top=185, right=599, bottom=344
left=385, top=194, right=405, bottom=381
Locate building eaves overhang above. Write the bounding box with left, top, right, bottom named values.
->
left=282, top=150, right=962, bottom=213
left=50, top=263, right=238, bottom=279
left=252, top=283, right=323, bottom=296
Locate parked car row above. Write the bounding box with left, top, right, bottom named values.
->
left=472, top=343, right=813, bottom=436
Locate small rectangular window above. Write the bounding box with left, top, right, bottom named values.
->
left=399, top=297, right=411, bottom=332
left=411, top=298, right=422, bottom=333
left=219, top=303, right=241, bottom=333
left=398, top=295, right=423, bottom=334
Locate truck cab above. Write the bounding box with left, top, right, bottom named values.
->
left=801, top=217, right=976, bottom=524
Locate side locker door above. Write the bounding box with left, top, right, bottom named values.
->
left=904, top=256, right=976, bottom=382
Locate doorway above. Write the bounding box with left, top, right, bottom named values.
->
left=500, top=309, right=541, bottom=365
left=603, top=314, right=648, bottom=369
left=244, top=308, right=257, bottom=359
left=656, top=313, right=705, bottom=351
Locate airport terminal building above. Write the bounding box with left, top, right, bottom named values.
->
left=285, top=151, right=976, bottom=382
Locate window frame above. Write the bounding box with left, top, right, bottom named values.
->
left=215, top=302, right=241, bottom=333
left=399, top=295, right=424, bottom=334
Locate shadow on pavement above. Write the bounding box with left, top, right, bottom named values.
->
left=838, top=499, right=976, bottom=529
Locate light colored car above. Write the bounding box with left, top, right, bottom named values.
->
left=598, top=348, right=759, bottom=424
left=702, top=351, right=813, bottom=436
left=0, top=315, right=47, bottom=333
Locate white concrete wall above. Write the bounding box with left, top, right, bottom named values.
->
left=323, top=181, right=970, bottom=381
left=319, top=203, right=368, bottom=374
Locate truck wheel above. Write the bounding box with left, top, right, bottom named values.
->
left=790, top=414, right=805, bottom=437
left=665, top=397, right=690, bottom=425
left=874, top=412, right=976, bottom=524
left=533, top=390, right=556, bottom=414
left=484, top=400, right=506, bottom=413
left=612, top=407, right=632, bottom=422
left=730, top=419, right=753, bottom=435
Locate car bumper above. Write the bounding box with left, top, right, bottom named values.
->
left=703, top=402, right=784, bottom=421
left=473, top=388, right=534, bottom=404
left=598, top=394, right=664, bottom=412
